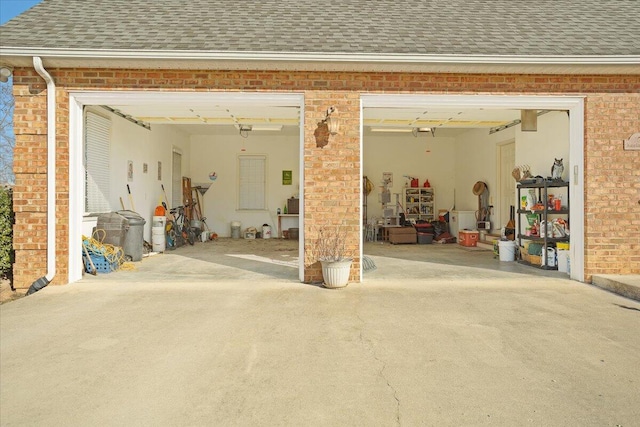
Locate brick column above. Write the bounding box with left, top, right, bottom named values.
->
left=303, top=92, right=361, bottom=283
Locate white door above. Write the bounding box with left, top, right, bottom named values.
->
left=171, top=150, right=182, bottom=208
left=498, top=142, right=516, bottom=231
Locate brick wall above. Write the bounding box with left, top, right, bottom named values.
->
left=584, top=94, right=640, bottom=275
left=10, top=69, right=640, bottom=287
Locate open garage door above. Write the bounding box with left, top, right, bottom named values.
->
left=360, top=95, right=585, bottom=282
left=69, top=92, right=305, bottom=284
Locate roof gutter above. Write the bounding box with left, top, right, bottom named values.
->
left=26, top=56, right=56, bottom=295
left=1, top=47, right=639, bottom=65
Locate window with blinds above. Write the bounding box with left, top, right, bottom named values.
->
left=84, top=111, right=111, bottom=212
left=238, top=155, right=266, bottom=210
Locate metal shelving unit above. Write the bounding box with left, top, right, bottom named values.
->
left=517, top=180, right=569, bottom=270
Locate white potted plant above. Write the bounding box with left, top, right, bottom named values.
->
left=312, top=225, right=353, bottom=288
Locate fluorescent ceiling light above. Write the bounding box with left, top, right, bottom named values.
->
left=235, top=124, right=283, bottom=131
left=369, top=127, right=432, bottom=133
left=369, top=127, right=413, bottom=133
left=251, top=125, right=283, bottom=131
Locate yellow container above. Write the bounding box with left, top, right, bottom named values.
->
left=557, top=242, right=570, bottom=250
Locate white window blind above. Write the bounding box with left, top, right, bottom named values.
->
left=84, top=112, right=111, bottom=212
left=238, top=155, right=266, bottom=210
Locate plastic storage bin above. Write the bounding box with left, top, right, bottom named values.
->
left=83, top=252, right=118, bottom=273
left=417, top=232, right=434, bottom=244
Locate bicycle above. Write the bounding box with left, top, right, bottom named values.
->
left=166, top=205, right=196, bottom=249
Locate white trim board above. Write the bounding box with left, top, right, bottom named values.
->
left=360, top=94, right=585, bottom=282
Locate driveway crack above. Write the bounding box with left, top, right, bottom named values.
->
left=356, top=313, right=401, bottom=426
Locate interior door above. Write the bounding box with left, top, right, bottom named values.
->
left=171, top=149, right=182, bottom=208
left=498, top=141, right=516, bottom=232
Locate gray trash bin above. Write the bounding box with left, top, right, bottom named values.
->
left=96, top=212, right=128, bottom=248
left=117, top=210, right=146, bottom=261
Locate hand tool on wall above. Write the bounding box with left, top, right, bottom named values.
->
left=127, top=184, right=135, bottom=211
left=119, top=197, right=125, bottom=210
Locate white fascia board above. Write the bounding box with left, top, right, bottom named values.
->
left=361, top=94, right=586, bottom=111
left=2, top=47, right=639, bottom=65
left=68, top=90, right=304, bottom=108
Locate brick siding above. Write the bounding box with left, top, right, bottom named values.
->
left=10, top=69, right=640, bottom=287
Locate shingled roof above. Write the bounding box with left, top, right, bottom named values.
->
left=2, top=0, right=639, bottom=56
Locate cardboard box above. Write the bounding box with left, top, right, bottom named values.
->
left=459, top=230, right=479, bottom=247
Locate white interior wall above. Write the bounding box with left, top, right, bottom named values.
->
left=363, top=111, right=570, bottom=232
left=453, top=111, right=570, bottom=230
left=453, top=127, right=516, bottom=214
left=363, top=133, right=456, bottom=221
left=102, top=107, right=191, bottom=240
left=190, top=129, right=299, bottom=237
left=516, top=111, right=570, bottom=179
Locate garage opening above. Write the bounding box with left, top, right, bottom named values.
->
left=360, top=95, right=585, bottom=282
left=69, top=92, right=305, bottom=284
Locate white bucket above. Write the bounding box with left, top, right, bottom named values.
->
left=152, top=216, right=166, bottom=252
left=262, top=225, right=272, bottom=239
left=200, top=231, right=208, bottom=242
left=498, top=240, right=516, bottom=262
left=152, top=226, right=166, bottom=252
left=152, top=216, right=166, bottom=228
left=231, top=221, right=241, bottom=239
left=557, top=249, right=569, bottom=273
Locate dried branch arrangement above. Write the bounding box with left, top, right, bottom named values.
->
left=311, top=225, right=350, bottom=262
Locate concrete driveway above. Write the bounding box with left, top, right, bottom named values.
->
left=2, top=246, right=640, bottom=426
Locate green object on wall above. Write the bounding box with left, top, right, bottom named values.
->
left=282, top=170, right=292, bottom=185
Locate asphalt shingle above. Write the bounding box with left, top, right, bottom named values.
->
left=1, top=0, right=639, bottom=56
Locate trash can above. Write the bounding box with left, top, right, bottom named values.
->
left=117, top=210, right=146, bottom=261
left=96, top=212, right=128, bottom=248
left=231, top=221, right=241, bottom=239
left=288, top=227, right=299, bottom=240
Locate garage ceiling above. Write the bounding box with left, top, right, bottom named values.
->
left=105, top=103, right=523, bottom=136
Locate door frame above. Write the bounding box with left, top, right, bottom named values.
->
left=68, top=91, right=306, bottom=284
left=497, top=139, right=516, bottom=234
left=360, top=94, right=585, bottom=282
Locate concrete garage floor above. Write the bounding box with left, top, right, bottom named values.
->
left=2, top=238, right=640, bottom=425
left=80, top=237, right=566, bottom=285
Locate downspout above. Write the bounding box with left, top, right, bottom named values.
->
left=27, top=57, right=56, bottom=294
